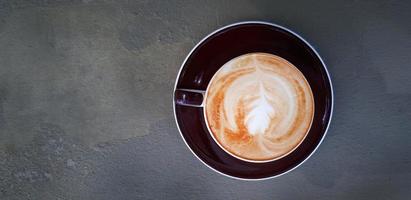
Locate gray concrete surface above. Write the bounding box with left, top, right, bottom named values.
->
left=0, top=0, right=410, bottom=199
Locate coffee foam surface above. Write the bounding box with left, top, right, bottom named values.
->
left=205, top=53, right=314, bottom=162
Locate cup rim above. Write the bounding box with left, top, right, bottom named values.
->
left=172, top=21, right=334, bottom=181
left=202, top=52, right=316, bottom=164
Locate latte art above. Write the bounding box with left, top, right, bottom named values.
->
left=205, top=53, right=314, bottom=162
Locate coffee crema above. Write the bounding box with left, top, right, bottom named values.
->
left=204, top=53, right=314, bottom=162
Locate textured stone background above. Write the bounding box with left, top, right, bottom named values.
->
left=0, top=0, right=410, bottom=199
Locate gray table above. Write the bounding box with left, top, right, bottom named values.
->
left=0, top=0, right=410, bottom=199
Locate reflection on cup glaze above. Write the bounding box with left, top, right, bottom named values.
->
left=205, top=53, right=314, bottom=162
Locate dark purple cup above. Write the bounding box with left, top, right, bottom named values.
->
left=173, top=21, right=333, bottom=180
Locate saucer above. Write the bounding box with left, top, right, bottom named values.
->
left=173, top=21, right=333, bottom=180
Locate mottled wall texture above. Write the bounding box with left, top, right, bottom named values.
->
left=0, top=0, right=410, bottom=199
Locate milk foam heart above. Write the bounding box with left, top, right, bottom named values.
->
left=204, top=53, right=314, bottom=162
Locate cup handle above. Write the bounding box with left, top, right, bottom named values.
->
left=174, top=89, right=205, bottom=107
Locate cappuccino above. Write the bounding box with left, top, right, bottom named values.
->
left=204, top=53, right=314, bottom=162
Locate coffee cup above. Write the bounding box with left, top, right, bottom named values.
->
left=176, top=52, right=315, bottom=163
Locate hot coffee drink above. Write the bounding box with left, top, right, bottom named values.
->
left=204, top=53, right=314, bottom=162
